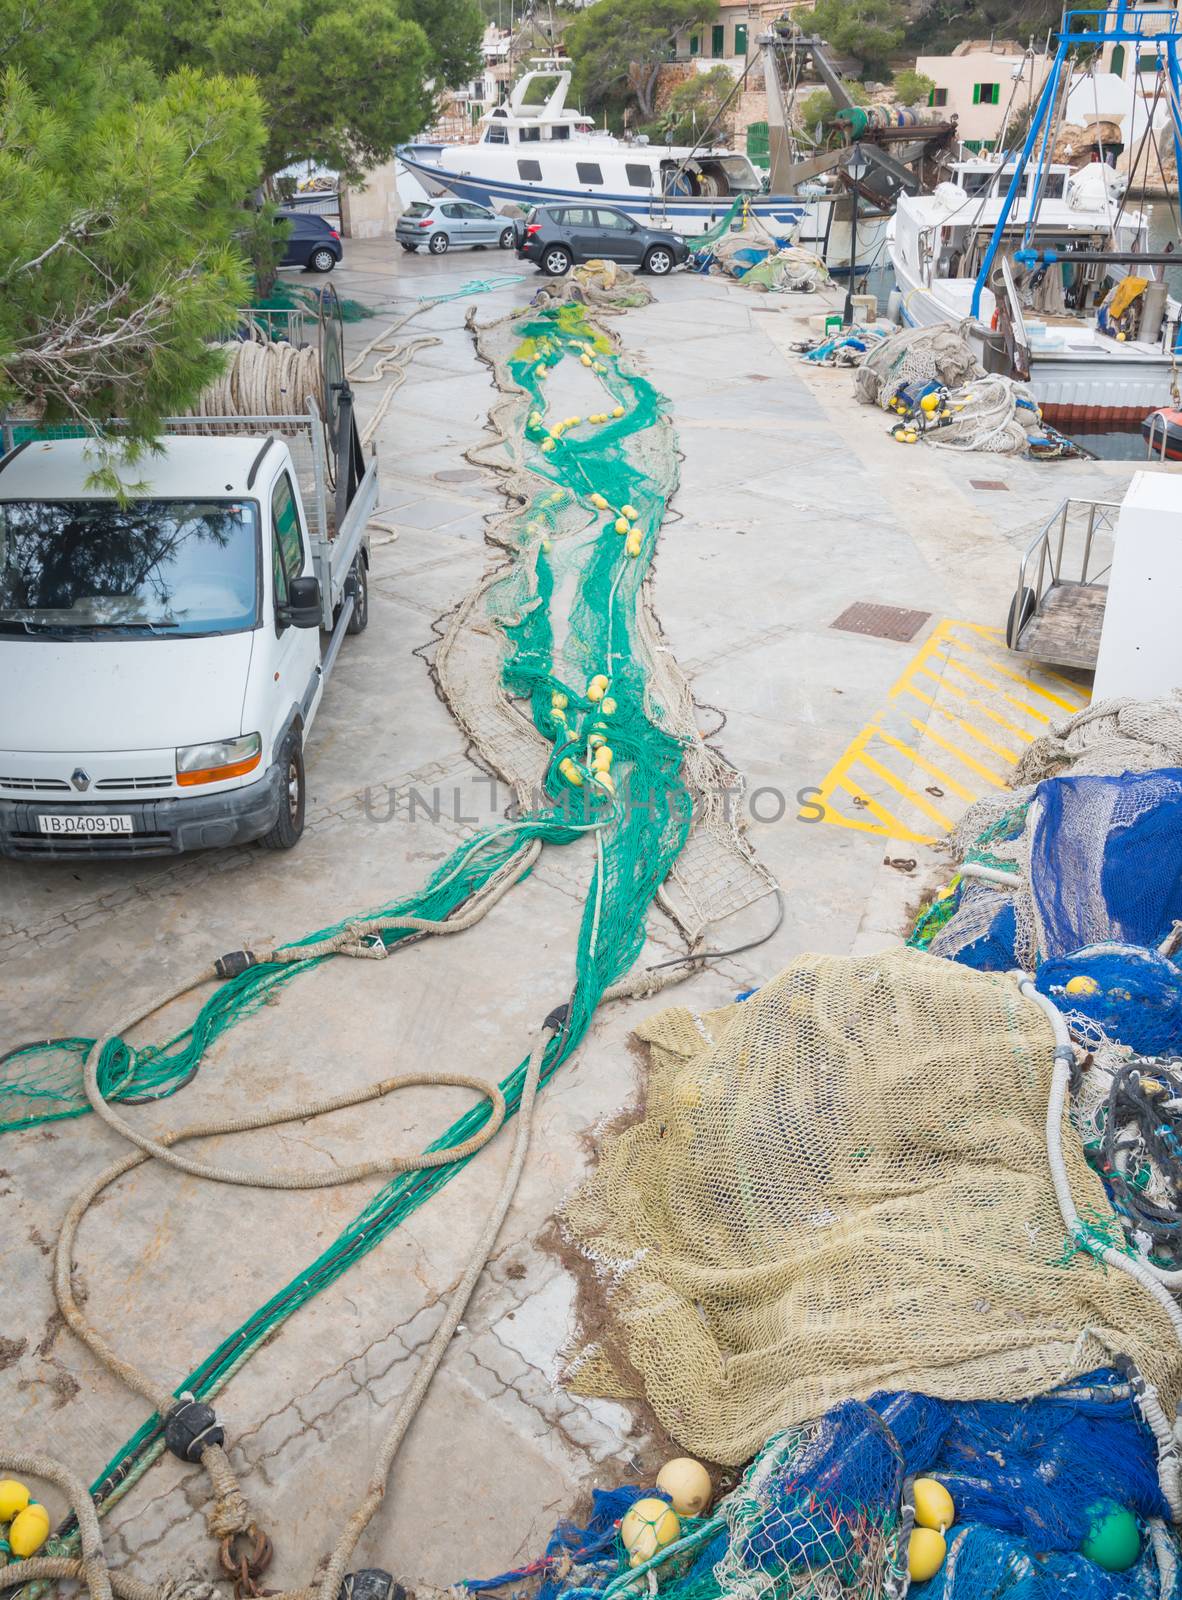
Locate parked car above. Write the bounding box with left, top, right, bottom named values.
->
left=396, top=200, right=517, bottom=256
left=515, top=206, right=689, bottom=277
left=276, top=209, right=343, bottom=274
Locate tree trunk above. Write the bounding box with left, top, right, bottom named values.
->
left=636, top=62, right=661, bottom=120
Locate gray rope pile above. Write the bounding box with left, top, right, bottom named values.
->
left=196, top=340, right=324, bottom=421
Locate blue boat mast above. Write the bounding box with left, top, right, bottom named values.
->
left=969, top=1, right=1182, bottom=320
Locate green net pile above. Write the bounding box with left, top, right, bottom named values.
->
left=9, top=288, right=707, bottom=1525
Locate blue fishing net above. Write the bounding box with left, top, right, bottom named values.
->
left=1037, top=943, right=1182, bottom=1055
left=871, top=1372, right=1169, bottom=1549
left=461, top=1370, right=1180, bottom=1600
left=1029, top=771, right=1182, bottom=958
left=925, top=772, right=1182, bottom=1052
left=919, top=1522, right=1178, bottom=1600
left=928, top=880, right=1020, bottom=970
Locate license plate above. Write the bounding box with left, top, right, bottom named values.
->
left=37, top=813, right=134, bottom=836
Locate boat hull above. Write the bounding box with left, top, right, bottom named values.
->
left=399, top=148, right=804, bottom=232
left=888, top=244, right=1178, bottom=425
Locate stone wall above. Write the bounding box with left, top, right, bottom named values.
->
left=340, top=162, right=403, bottom=239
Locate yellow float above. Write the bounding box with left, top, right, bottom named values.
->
left=10, top=1503, right=51, bottom=1558
left=620, top=1498, right=681, bottom=1564
left=655, top=1458, right=712, bottom=1518
left=913, top=1478, right=955, bottom=1532
left=0, top=1480, right=30, bottom=1521
left=908, top=1527, right=947, bottom=1582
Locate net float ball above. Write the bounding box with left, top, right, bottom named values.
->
left=913, top=1477, right=955, bottom=1532
left=626, top=533, right=643, bottom=558
left=655, top=1458, right=712, bottom=1518
left=0, top=1480, right=30, bottom=1520
left=9, top=1504, right=51, bottom=1558
left=620, top=1498, right=680, bottom=1563
left=908, top=1527, right=946, bottom=1582
left=622, top=504, right=639, bottom=521
left=612, top=405, right=625, bottom=418
left=1081, top=1501, right=1141, bottom=1572
left=587, top=674, right=609, bottom=702
left=614, top=517, right=630, bottom=535
left=581, top=353, right=593, bottom=366
left=1065, top=975, right=1101, bottom=998
left=601, top=697, right=617, bottom=716
left=920, top=392, right=941, bottom=414
left=541, top=439, right=555, bottom=453
left=590, top=492, right=609, bottom=510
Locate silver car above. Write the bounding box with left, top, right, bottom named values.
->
left=397, top=199, right=517, bottom=256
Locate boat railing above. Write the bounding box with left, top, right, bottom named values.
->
left=1008, top=496, right=1119, bottom=648
left=1145, top=411, right=1174, bottom=461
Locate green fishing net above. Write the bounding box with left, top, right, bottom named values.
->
left=13, top=288, right=714, bottom=1528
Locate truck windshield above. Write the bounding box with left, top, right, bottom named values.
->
left=0, top=499, right=259, bottom=637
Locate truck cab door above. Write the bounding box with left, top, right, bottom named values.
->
left=269, top=470, right=323, bottom=737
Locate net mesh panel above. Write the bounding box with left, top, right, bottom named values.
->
left=558, top=949, right=1182, bottom=1466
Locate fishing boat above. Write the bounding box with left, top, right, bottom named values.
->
left=399, top=64, right=807, bottom=243
left=886, top=2, right=1182, bottom=425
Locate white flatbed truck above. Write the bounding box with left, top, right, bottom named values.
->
left=0, top=397, right=378, bottom=858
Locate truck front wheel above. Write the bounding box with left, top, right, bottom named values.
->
left=260, top=731, right=306, bottom=850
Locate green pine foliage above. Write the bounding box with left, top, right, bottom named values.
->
left=565, top=0, right=720, bottom=123
left=1, top=0, right=481, bottom=451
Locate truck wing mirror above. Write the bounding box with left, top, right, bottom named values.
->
left=278, top=574, right=322, bottom=630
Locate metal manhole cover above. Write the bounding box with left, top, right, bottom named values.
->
left=970, top=479, right=1010, bottom=491
left=434, top=468, right=483, bottom=483
left=830, top=601, right=931, bottom=643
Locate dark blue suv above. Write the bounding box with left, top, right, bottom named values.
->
left=516, top=205, right=689, bottom=277
left=276, top=209, right=343, bottom=273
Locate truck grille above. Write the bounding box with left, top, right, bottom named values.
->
left=94, top=776, right=172, bottom=791
left=0, top=775, right=71, bottom=793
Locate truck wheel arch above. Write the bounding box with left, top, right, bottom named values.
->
left=271, top=706, right=305, bottom=767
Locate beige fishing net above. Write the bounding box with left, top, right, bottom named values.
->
left=559, top=948, right=1182, bottom=1465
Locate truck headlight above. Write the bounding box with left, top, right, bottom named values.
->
left=176, top=733, right=262, bottom=787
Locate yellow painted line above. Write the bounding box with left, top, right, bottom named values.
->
left=857, top=750, right=954, bottom=829
left=809, top=614, right=1078, bottom=843
left=952, top=621, right=1093, bottom=696
left=915, top=667, right=1035, bottom=743
left=836, top=778, right=937, bottom=844
left=952, top=632, right=1090, bottom=711
left=875, top=729, right=978, bottom=804
left=805, top=722, right=936, bottom=842
left=910, top=717, right=1009, bottom=789
left=935, top=653, right=1054, bottom=723
left=902, top=684, right=1020, bottom=765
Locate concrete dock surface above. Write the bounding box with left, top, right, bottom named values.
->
left=0, top=244, right=1173, bottom=1589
